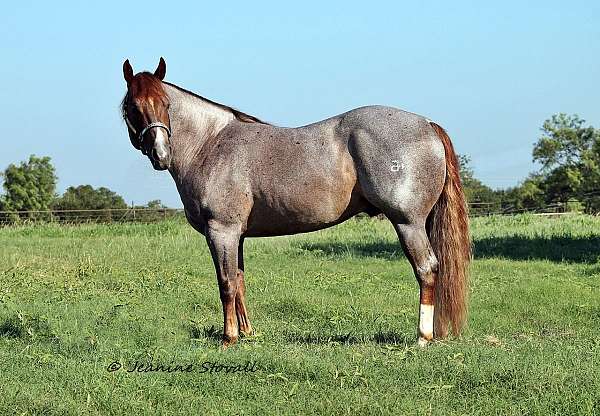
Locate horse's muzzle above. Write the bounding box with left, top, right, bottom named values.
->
left=148, top=129, right=172, bottom=170
left=149, top=151, right=171, bottom=170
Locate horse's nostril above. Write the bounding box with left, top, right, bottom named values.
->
left=151, top=148, right=159, bottom=160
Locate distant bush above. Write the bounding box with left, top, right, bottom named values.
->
left=52, top=185, right=127, bottom=222
left=0, top=155, right=57, bottom=220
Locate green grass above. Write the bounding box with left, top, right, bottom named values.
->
left=0, top=214, right=599, bottom=415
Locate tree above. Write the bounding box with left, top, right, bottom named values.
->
left=53, top=185, right=127, bottom=211
left=145, top=199, right=166, bottom=209
left=130, top=199, right=171, bottom=221
left=533, top=113, right=599, bottom=172
left=1, top=155, right=57, bottom=217
left=531, top=113, right=600, bottom=212
left=498, top=175, right=545, bottom=213
left=458, top=155, right=501, bottom=215
left=53, top=185, right=127, bottom=221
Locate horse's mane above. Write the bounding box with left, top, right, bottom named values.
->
left=163, top=81, right=269, bottom=125
left=121, top=72, right=269, bottom=125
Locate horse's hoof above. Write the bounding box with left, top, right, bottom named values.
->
left=222, top=335, right=238, bottom=349
left=417, top=336, right=430, bottom=347
left=240, top=326, right=254, bottom=337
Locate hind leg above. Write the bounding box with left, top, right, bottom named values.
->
left=393, top=222, right=439, bottom=347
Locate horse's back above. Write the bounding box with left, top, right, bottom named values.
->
left=244, top=105, right=446, bottom=231
left=193, top=105, right=446, bottom=236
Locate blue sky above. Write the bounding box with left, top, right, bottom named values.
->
left=0, top=1, right=598, bottom=207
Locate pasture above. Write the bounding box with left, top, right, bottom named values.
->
left=0, top=214, right=599, bottom=415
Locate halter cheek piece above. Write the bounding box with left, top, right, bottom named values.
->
left=125, top=118, right=172, bottom=155
left=124, top=102, right=172, bottom=156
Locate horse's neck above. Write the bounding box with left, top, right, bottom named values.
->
left=164, top=83, right=234, bottom=181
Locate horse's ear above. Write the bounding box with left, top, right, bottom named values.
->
left=123, top=59, right=134, bottom=84
left=154, top=57, right=166, bottom=80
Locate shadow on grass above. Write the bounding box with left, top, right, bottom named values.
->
left=295, top=241, right=401, bottom=261
left=187, top=322, right=222, bottom=342
left=474, top=235, right=600, bottom=263
left=284, top=329, right=412, bottom=346
left=0, top=313, right=58, bottom=342
left=297, top=235, right=600, bottom=263
left=0, top=319, right=22, bottom=338
left=185, top=321, right=412, bottom=346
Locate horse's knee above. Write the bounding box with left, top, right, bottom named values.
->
left=219, top=279, right=238, bottom=301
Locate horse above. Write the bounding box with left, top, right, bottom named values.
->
left=121, top=57, right=471, bottom=347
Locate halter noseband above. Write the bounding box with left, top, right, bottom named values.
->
left=139, top=122, right=171, bottom=142
left=124, top=115, right=172, bottom=155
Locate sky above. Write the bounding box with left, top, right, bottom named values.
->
left=0, top=1, right=598, bottom=207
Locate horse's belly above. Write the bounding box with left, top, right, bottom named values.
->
left=245, top=188, right=368, bottom=236
left=242, top=130, right=367, bottom=236
left=244, top=169, right=367, bottom=237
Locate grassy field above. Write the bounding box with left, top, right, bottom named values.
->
left=0, top=214, right=599, bottom=415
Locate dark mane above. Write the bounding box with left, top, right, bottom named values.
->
left=163, top=81, right=269, bottom=125
left=121, top=73, right=269, bottom=125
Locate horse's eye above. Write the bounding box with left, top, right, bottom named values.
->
left=129, top=105, right=141, bottom=117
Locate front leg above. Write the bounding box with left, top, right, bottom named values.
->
left=206, top=221, right=242, bottom=347
left=236, top=238, right=253, bottom=336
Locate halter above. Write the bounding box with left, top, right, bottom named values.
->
left=124, top=110, right=172, bottom=155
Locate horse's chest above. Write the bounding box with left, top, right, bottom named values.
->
left=183, top=206, right=208, bottom=235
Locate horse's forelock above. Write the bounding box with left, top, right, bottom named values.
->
left=122, top=72, right=169, bottom=116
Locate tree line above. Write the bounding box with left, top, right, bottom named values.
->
left=0, top=156, right=166, bottom=222
left=1, top=113, right=598, bottom=221
left=459, top=113, right=600, bottom=215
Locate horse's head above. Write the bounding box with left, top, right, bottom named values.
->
left=122, top=57, right=172, bottom=170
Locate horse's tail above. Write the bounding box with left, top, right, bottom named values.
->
left=426, top=122, right=471, bottom=337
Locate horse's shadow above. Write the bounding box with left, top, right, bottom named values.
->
left=186, top=322, right=412, bottom=347
left=295, top=241, right=400, bottom=261
left=296, top=235, right=600, bottom=264
left=187, top=323, right=222, bottom=342
left=284, top=329, right=411, bottom=346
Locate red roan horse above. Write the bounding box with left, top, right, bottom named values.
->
left=121, top=58, right=470, bottom=347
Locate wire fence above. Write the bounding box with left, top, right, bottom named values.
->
left=0, top=198, right=594, bottom=226
left=467, top=201, right=567, bottom=217
left=467, top=197, right=600, bottom=217
left=0, top=208, right=185, bottom=225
